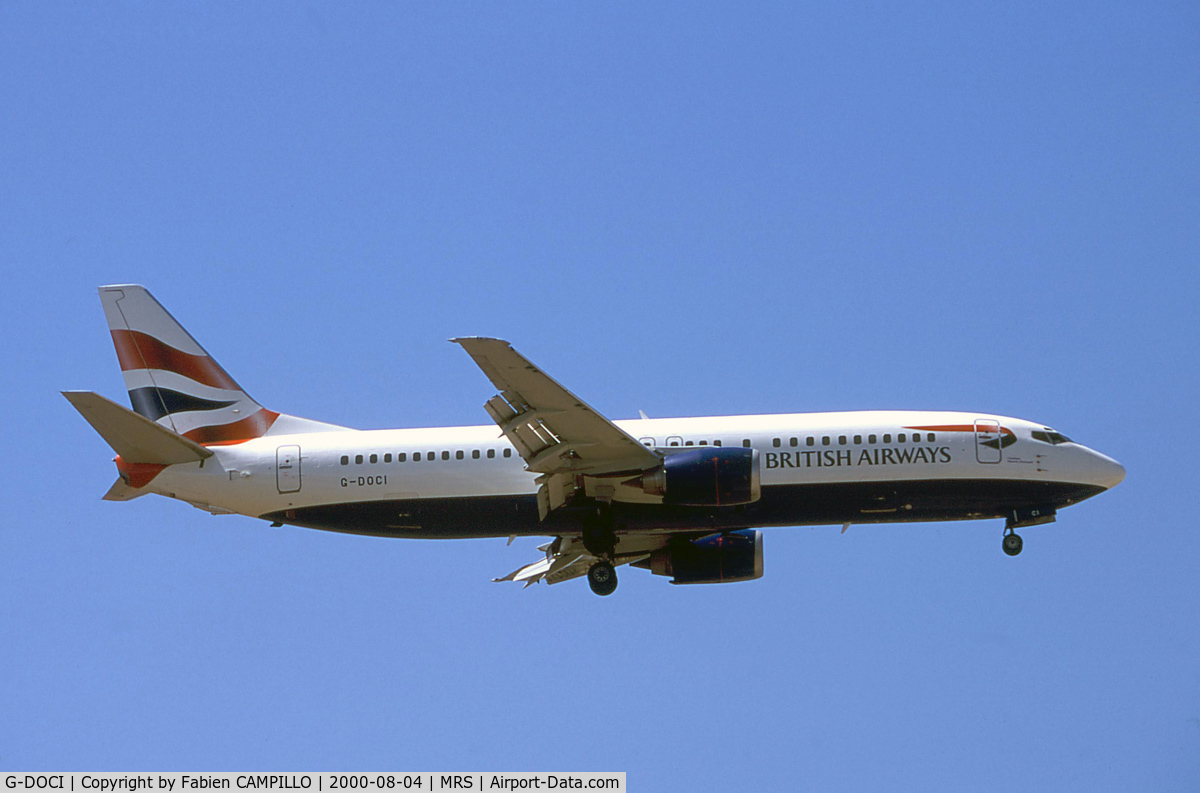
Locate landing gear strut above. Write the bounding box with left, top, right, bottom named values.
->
left=587, top=561, right=618, bottom=596
left=582, top=503, right=618, bottom=595
left=1002, top=506, right=1053, bottom=556
left=1002, top=529, right=1023, bottom=557
left=581, top=504, right=616, bottom=557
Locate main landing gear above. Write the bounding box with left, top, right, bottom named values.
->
left=582, top=503, right=618, bottom=596
left=1002, top=528, right=1024, bottom=557
left=587, top=561, right=618, bottom=596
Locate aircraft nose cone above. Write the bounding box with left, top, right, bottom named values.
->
left=1092, top=451, right=1126, bottom=490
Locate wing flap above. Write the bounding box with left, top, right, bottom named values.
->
left=494, top=535, right=659, bottom=588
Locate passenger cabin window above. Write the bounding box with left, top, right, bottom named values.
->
left=413, top=452, right=421, bottom=461
left=898, top=433, right=906, bottom=443
left=790, top=437, right=798, bottom=447
left=927, top=433, right=935, bottom=442
left=699, top=440, right=707, bottom=446
left=742, top=439, right=751, bottom=448
left=504, top=448, right=512, bottom=457
left=340, top=455, right=349, bottom=465
left=456, top=450, right=464, bottom=460
left=398, top=453, right=407, bottom=462
left=869, top=434, right=877, bottom=444
left=442, top=451, right=450, bottom=461
left=883, top=434, right=892, bottom=443
left=472, top=450, right=480, bottom=459
left=370, top=453, right=378, bottom=464
left=854, top=435, right=862, bottom=444
left=685, top=441, right=694, bottom=446
left=355, top=454, right=364, bottom=464
left=838, top=435, right=847, bottom=445
left=773, top=438, right=781, bottom=448
left=822, top=436, right=831, bottom=446
left=487, top=449, right=496, bottom=459
left=384, top=453, right=392, bottom=463
left=807, top=437, right=815, bottom=447
left=714, top=440, right=722, bottom=447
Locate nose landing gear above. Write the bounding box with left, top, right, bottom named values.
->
left=1001, top=505, right=1054, bottom=556
left=1002, top=529, right=1024, bottom=557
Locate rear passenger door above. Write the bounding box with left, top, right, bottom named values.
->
left=277, top=445, right=302, bottom=492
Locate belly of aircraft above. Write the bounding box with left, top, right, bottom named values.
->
left=261, top=478, right=1106, bottom=539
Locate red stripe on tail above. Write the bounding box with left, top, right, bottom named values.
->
left=183, top=408, right=280, bottom=445
left=111, top=329, right=241, bottom=391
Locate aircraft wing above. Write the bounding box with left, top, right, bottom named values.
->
left=453, top=337, right=660, bottom=480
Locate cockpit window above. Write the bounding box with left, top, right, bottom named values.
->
left=1032, top=429, right=1073, bottom=445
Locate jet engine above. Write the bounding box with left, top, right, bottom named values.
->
left=627, top=447, right=761, bottom=506
left=633, top=529, right=764, bottom=584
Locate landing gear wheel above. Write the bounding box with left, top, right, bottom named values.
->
left=1003, top=531, right=1024, bottom=557
left=587, top=561, right=618, bottom=596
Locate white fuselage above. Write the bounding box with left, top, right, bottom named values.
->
left=76, top=285, right=1126, bottom=591
left=140, top=409, right=1124, bottom=539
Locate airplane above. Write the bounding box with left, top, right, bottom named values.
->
left=64, top=285, right=1126, bottom=596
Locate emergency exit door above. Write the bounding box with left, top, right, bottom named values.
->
left=277, top=445, right=302, bottom=493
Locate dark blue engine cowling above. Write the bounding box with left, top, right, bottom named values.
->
left=635, top=447, right=761, bottom=506
left=634, top=529, right=764, bottom=585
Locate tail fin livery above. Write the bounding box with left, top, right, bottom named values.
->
left=100, top=285, right=281, bottom=443
left=98, top=285, right=345, bottom=444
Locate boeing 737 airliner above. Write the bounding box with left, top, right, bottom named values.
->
left=65, top=285, right=1125, bottom=595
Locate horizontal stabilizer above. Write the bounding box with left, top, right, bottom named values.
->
left=102, top=477, right=147, bottom=501
left=62, top=390, right=214, bottom=465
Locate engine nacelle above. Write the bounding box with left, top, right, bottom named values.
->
left=629, top=447, right=761, bottom=506
left=633, top=529, right=764, bottom=585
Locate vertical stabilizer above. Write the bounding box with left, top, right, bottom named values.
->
left=98, top=285, right=345, bottom=443
left=100, top=285, right=279, bottom=443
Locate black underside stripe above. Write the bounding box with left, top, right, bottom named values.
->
left=262, top=479, right=1109, bottom=540
left=128, top=387, right=237, bottom=422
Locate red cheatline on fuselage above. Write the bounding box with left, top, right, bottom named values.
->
left=906, top=423, right=1017, bottom=449
left=905, top=423, right=1015, bottom=437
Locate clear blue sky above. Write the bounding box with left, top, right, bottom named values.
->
left=2, top=3, right=1197, bottom=788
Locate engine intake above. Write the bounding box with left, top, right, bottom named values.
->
left=633, top=529, right=764, bottom=585
left=628, top=447, right=761, bottom=506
